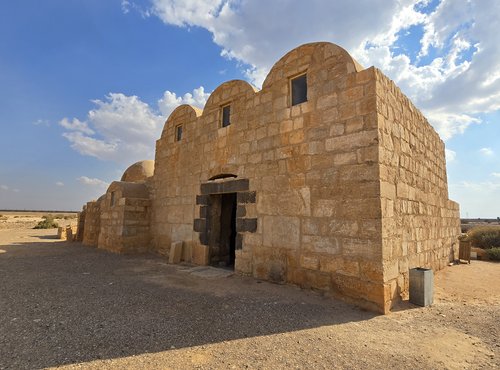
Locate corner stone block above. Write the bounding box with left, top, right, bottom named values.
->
left=236, top=205, right=246, bottom=218
left=193, top=218, right=206, bottom=232
left=199, top=206, right=208, bottom=218
left=196, top=195, right=209, bottom=205
left=236, top=218, right=257, bottom=233
left=237, top=191, right=256, bottom=204
left=169, top=241, right=183, bottom=264
left=199, top=232, right=209, bottom=246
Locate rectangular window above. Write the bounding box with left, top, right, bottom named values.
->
left=110, top=191, right=115, bottom=207
left=221, top=104, right=231, bottom=127
left=291, top=73, right=307, bottom=106
left=175, top=125, right=183, bottom=141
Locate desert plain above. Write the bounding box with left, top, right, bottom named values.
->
left=0, top=212, right=498, bottom=369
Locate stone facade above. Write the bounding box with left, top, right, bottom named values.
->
left=97, top=181, right=151, bottom=254
left=78, top=42, right=460, bottom=313
left=82, top=199, right=101, bottom=247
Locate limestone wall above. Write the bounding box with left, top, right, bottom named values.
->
left=152, top=43, right=389, bottom=312
left=375, top=69, right=461, bottom=310
left=82, top=200, right=101, bottom=247
left=97, top=182, right=151, bottom=254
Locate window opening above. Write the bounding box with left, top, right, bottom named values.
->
left=221, top=104, right=231, bottom=127
left=175, top=125, right=183, bottom=141
left=208, top=173, right=237, bottom=181
left=291, top=73, right=307, bottom=106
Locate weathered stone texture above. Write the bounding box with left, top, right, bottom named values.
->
left=374, top=70, right=461, bottom=311
left=82, top=200, right=101, bottom=247
left=76, top=208, right=85, bottom=242
left=97, top=181, right=151, bottom=254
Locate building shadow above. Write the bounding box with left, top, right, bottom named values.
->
left=0, top=239, right=377, bottom=369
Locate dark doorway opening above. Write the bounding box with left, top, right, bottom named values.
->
left=208, top=193, right=237, bottom=268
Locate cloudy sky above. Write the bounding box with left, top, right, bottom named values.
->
left=0, top=0, right=499, bottom=217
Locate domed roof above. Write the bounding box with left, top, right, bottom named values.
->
left=120, top=160, right=154, bottom=183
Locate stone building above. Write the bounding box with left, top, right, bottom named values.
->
left=79, top=42, right=461, bottom=313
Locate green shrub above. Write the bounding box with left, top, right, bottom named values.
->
left=465, top=226, right=500, bottom=249
left=34, top=216, right=58, bottom=229
left=486, top=247, right=500, bottom=261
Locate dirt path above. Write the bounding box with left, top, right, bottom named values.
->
left=0, top=228, right=498, bottom=370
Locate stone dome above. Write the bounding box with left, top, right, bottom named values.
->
left=120, top=160, right=154, bottom=183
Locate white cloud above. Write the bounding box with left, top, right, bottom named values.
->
left=60, top=89, right=208, bottom=164
left=33, top=119, right=50, bottom=126
left=151, top=0, right=407, bottom=86
left=77, top=176, right=109, bottom=188
left=56, top=181, right=65, bottom=187
left=0, top=185, right=19, bottom=192
left=121, top=0, right=130, bottom=14
left=158, top=86, right=209, bottom=116
left=479, top=147, right=494, bottom=156
left=147, top=0, right=500, bottom=141
left=445, top=149, right=456, bottom=163
left=491, top=172, right=500, bottom=178
left=59, top=118, right=95, bottom=135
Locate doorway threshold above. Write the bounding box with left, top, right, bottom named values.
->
left=180, top=266, right=234, bottom=279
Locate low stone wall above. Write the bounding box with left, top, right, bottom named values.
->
left=76, top=208, right=85, bottom=242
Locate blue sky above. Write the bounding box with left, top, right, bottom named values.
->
left=0, top=0, right=499, bottom=218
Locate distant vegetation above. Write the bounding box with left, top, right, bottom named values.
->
left=34, top=215, right=59, bottom=229
left=486, top=248, right=500, bottom=261
left=462, top=226, right=500, bottom=261
left=464, top=226, right=500, bottom=249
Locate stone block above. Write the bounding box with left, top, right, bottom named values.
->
left=237, top=191, right=256, bottom=204
left=339, top=259, right=360, bottom=277
left=193, top=218, right=206, bottom=232
left=182, top=240, right=193, bottom=262
left=236, top=218, right=257, bottom=233
left=192, top=243, right=209, bottom=266
left=262, top=215, right=300, bottom=249
left=196, top=194, right=209, bottom=205
left=300, top=255, right=319, bottom=270
left=57, top=227, right=66, bottom=240
left=236, top=205, right=246, bottom=218
left=235, top=251, right=252, bottom=275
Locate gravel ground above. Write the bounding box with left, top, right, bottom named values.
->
left=0, top=228, right=498, bottom=370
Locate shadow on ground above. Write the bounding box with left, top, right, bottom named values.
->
left=0, top=235, right=375, bottom=369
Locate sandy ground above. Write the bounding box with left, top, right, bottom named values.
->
left=0, top=225, right=498, bottom=370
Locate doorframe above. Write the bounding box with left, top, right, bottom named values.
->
left=193, top=177, right=257, bottom=267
